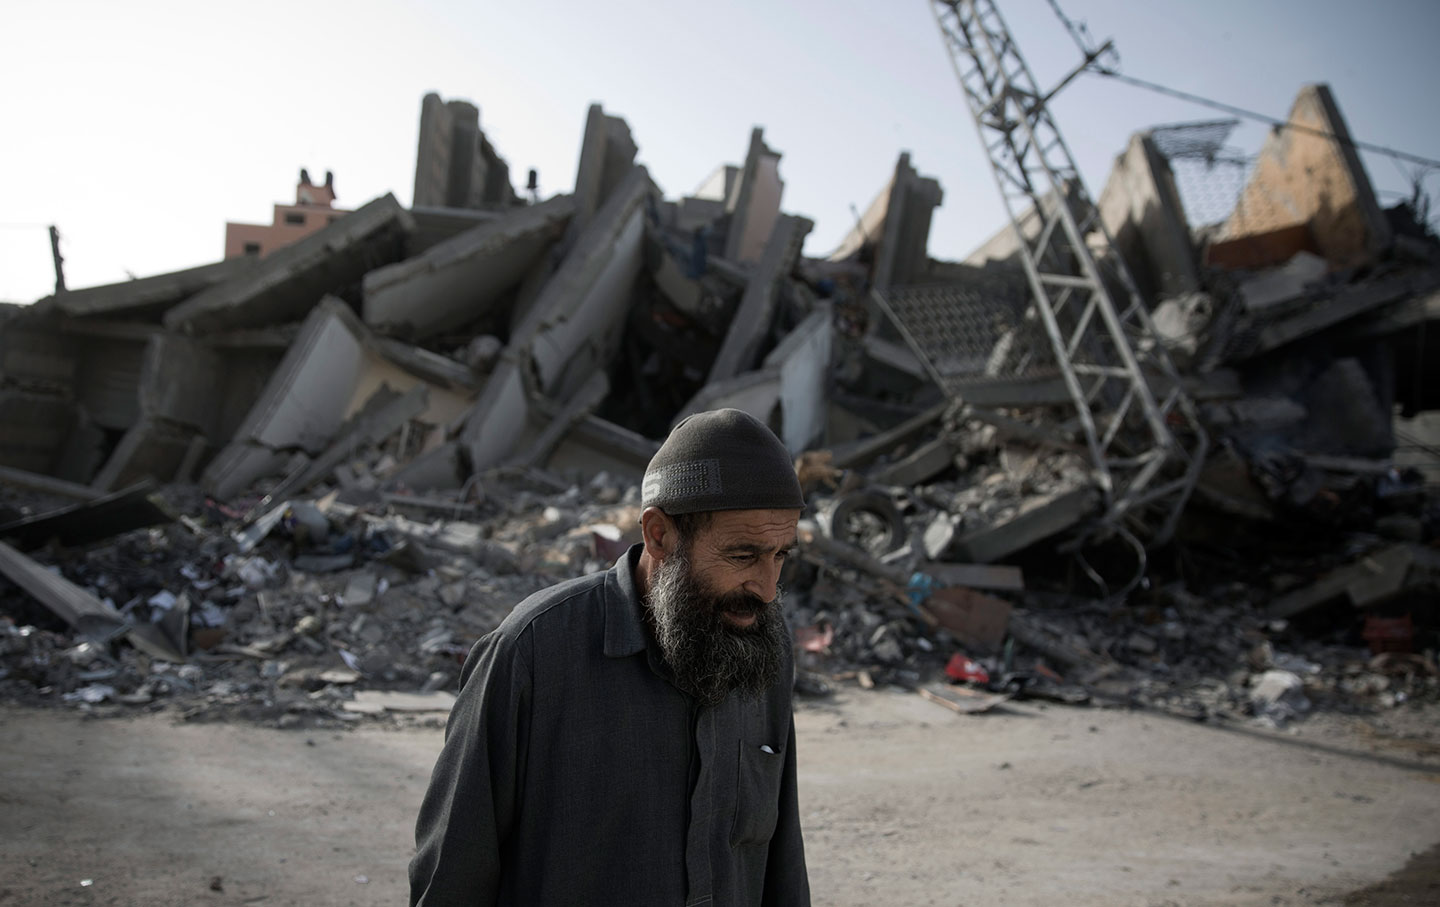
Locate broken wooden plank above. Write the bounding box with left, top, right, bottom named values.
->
left=918, top=685, right=1012, bottom=715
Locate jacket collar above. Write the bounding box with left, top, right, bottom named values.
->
left=603, top=544, right=650, bottom=658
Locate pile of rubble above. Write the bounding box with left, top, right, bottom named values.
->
left=2, top=85, right=1437, bottom=728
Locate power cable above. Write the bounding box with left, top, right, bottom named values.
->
left=1093, top=70, right=1440, bottom=171
left=1041, top=0, right=1440, bottom=171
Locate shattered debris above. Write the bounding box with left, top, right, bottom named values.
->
left=2, top=84, right=1438, bottom=730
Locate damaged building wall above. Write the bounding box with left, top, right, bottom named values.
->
left=724, top=128, right=785, bottom=265
left=458, top=167, right=655, bottom=473
left=570, top=104, right=639, bottom=237
left=1095, top=132, right=1201, bottom=303
left=1220, top=84, right=1392, bottom=269
left=202, top=298, right=476, bottom=499
left=413, top=93, right=519, bottom=210
left=829, top=153, right=943, bottom=290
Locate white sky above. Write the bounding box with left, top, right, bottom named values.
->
left=3, top=0, right=1438, bottom=303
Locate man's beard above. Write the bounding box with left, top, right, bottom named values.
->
left=644, top=546, right=786, bottom=708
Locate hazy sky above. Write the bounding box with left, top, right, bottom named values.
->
left=3, top=0, right=1437, bottom=303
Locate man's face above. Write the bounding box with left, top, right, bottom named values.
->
left=645, top=509, right=800, bottom=707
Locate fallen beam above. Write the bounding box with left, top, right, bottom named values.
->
left=0, top=481, right=171, bottom=550
left=0, top=540, right=128, bottom=639
left=0, top=465, right=103, bottom=501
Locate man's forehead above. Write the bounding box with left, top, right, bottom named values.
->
left=702, top=508, right=801, bottom=545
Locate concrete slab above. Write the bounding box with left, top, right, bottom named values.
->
left=137, top=334, right=225, bottom=436
left=1095, top=132, right=1200, bottom=303
left=49, top=258, right=255, bottom=320
left=1223, top=84, right=1391, bottom=269
left=363, top=195, right=575, bottom=340
left=544, top=415, right=659, bottom=484
left=765, top=303, right=833, bottom=454
left=925, top=486, right=1100, bottom=563
left=164, top=194, right=414, bottom=334
left=674, top=369, right=783, bottom=430
left=522, top=166, right=655, bottom=401
left=406, top=206, right=500, bottom=257
left=571, top=104, right=638, bottom=237
left=872, top=436, right=956, bottom=487
left=707, top=214, right=812, bottom=383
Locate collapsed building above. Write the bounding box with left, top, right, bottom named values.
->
left=1, top=84, right=1437, bottom=726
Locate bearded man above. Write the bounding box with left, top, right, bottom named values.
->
left=410, top=408, right=811, bottom=906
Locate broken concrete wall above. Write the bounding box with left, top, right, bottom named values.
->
left=0, top=391, right=76, bottom=475
left=829, top=153, right=943, bottom=290
left=1095, top=132, right=1200, bottom=303
left=707, top=214, right=813, bottom=384
left=873, top=153, right=943, bottom=290
left=138, top=334, right=227, bottom=438
left=164, top=195, right=415, bottom=335
left=458, top=168, right=655, bottom=473
left=69, top=336, right=147, bottom=433
left=362, top=194, right=575, bottom=340
left=203, top=298, right=475, bottom=499
left=724, top=128, right=784, bottom=265
left=1222, top=84, right=1392, bottom=269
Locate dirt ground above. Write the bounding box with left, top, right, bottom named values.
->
left=2, top=693, right=1439, bottom=907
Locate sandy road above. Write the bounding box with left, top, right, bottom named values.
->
left=1, top=693, right=1438, bottom=906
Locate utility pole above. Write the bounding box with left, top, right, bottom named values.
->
left=48, top=225, right=66, bottom=293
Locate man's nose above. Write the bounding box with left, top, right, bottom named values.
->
left=743, top=560, right=781, bottom=604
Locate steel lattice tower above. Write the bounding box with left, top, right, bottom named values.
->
left=879, top=0, right=1208, bottom=546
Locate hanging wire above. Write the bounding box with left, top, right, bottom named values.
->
left=1043, top=0, right=1440, bottom=172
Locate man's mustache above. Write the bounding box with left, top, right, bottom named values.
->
left=711, top=589, right=775, bottom=616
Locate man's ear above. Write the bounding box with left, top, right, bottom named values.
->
left=640, top=507, right=674, bottom=560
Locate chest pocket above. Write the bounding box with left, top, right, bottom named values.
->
left=730, top=738, right=784, bottom=848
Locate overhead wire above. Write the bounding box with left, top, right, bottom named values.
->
left=1043, top=0, right=1440, bottom=172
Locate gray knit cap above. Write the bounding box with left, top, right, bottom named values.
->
left=642, top=409, right=804, bottom=515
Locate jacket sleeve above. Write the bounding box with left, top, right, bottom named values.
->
left=762, top=714, right=811, bottom=906
left=409, top=627, right=532, bottom=906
